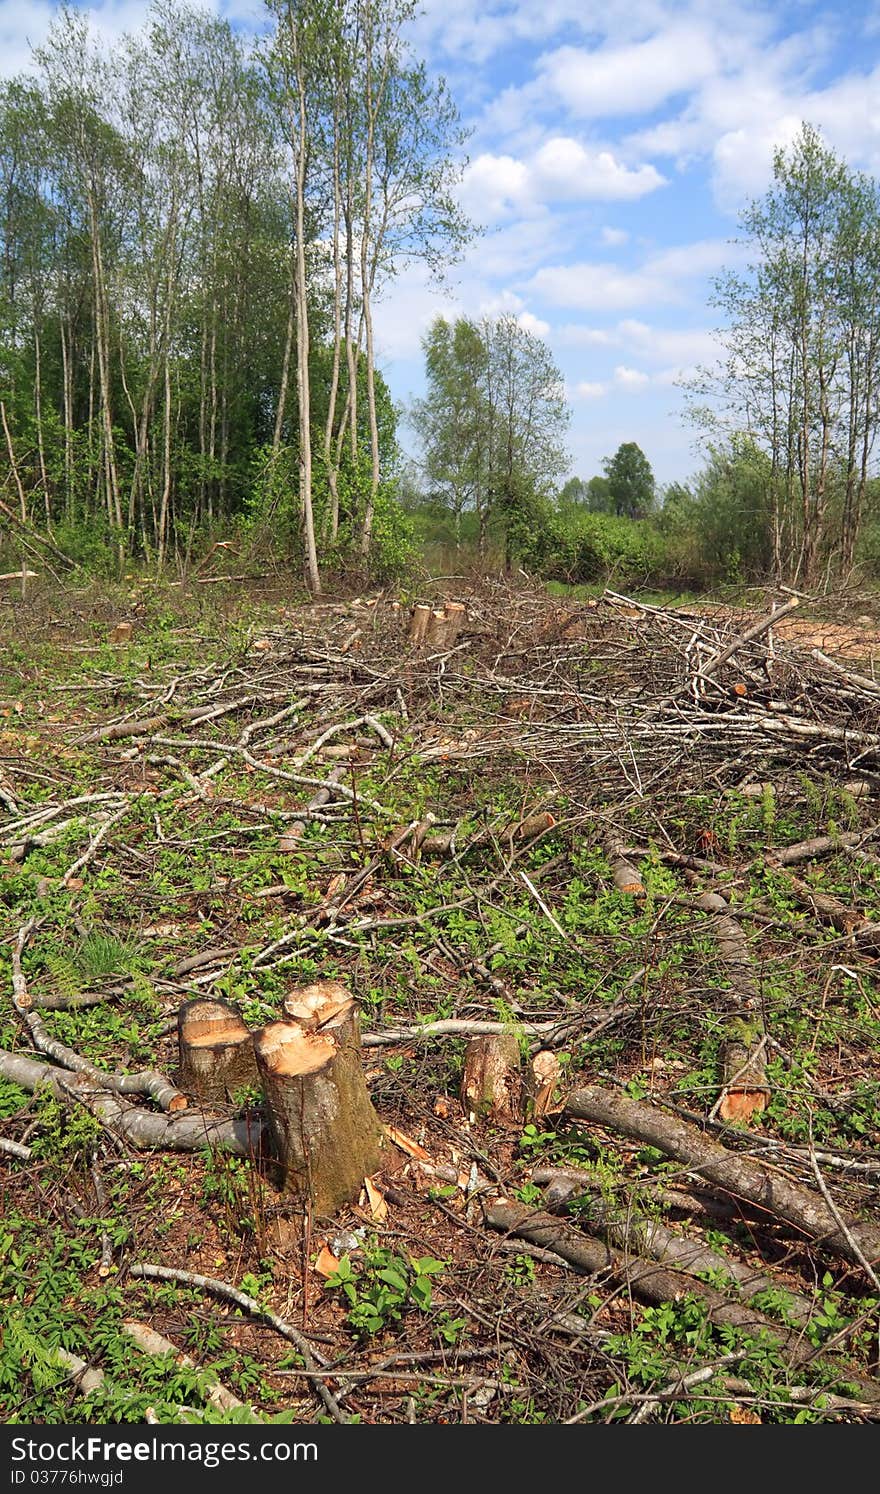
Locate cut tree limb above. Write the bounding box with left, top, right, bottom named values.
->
left=0, top=1048, right=262, bottom=1154
left=564, top=1083, right=880, bottom=1273
left=697, top=892, right=770, bottom=1122
left=485, top=1204, right=880, bottom=1396
left=540, top=1182, right=815, bottom=1327
left=128, top=1262, right=345, bottom=1423
left=121, top=1321, right=253, bottom=1416
left=12, top=921, right=187, bottom=1112
left=603, top=833, right=645, bottom=896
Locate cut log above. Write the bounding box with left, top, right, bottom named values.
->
left=460, top=1034, right=522, bottom=1124
left=697, top=892, right=769, bottom=1123
left=420, top=809, right=555, bottom=858
left=255, top=982, right=384, bottom=1218
left=718, top=1036, right=770, bottom=1122
left=485, top=1205, right=880, bottom=1399
left=539, top=1185, right=815, bottom=1327
left=0, top=1047, right=262, bottom=1154
left=603, top=834, right=645, bottom=896
left=178, top=998, right=258, bottom=1107
left=565, top=1082, right=880, bottom=1272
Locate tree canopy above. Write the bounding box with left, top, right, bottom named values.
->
left=603, top=442, right=656, bottom=518
left=412, top=313, right=570, bottom=565
left=0, top=0, right=469, bottom=585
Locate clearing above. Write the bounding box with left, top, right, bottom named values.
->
left=2, top=574, right=880, bottom=1426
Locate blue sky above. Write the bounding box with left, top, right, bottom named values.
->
left=5, top=0, right=880, bottom=486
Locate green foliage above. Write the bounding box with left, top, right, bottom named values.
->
left=526, top=507, right=669, bottom=584
left=325, top=1245, right=446, bottom=1338
left=603, top=441, right=656, bottom=518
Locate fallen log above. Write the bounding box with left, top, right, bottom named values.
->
left=539, top=1181, right=815, bottom=1327
left=419, top=810, right=556, bottom=858
left=774, top=870, right=880, bottom=947
left=254, top=982, right=385, bottom=1217
left=12, top=922, right=187, bottom=1112
left=603, top=834, right=645, bottom=896
left=485, top=1204, right=880, bottom=1398
left=565, top=1084, right=880, bottom=1273
left=697, top=892, right=770, bottom=1122
left=0, top=1049, right=262, bottom=1155
left=121, top=1321, right=253, bottom=1416
left=769, top=825, right=880, bottom=868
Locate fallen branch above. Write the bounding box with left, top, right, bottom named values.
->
left=564, top=1083, right=880, bottom=1273
left=121, top=1321, right=255, bottom=1417
left=540, top=1179, right=816, bottom=1327
left=0, top=1049, right=262, bottom=1154
left=697, top=892, right=770, bottom=1122
left=12, top=922, right=187, bottom=1112
left=128, top=1263, right=344, bottom=1423
left=485, top=1204, right=880, bottom=1397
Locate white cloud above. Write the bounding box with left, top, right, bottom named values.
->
left=530, top=261, right=672, bottom=311
left=574, top=380, right=606, bottom=399
left=614, top=364, right=650, bottom=387
left=530, top=236, right=741, bottom=312
left=0, top=0, right=167, bottom=76
left=600, top=225, right=629, bottom=246
left=558, top=317, right=721, bottom=366
left=530, top=137, right=665, bottom=201
left=517, top=310, right=551, bottom=337
left=536, top=28, right=718, bottom=120
left=458, top=137, right=664, bottom=225
left=458, top=152, right=533, bottom=221
left=616, top=319, right=720, bottom=366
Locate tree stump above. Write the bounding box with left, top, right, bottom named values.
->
left=460, top=1034, right=522, bottom=1124
left=425, top=608, right=450, bottom=648
left=254, top=982, right=384, bottom=1218
left=177, top=998, right=258, bottom=1107
left=718, top=1035, right=770, bottom=1123
left=408, top=604, right=432, bottom=647
left=409, top=601, right=467, bottom=651
left=442, top=601, right=466, bottom=646
left=526, top=1049, right=562, bottom=1119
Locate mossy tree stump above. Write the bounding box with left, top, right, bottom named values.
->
left=254, top=981, right=385, bottom=1218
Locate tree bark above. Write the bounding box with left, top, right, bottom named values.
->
left=485, top=1204, right=880, bottom=1395
left=0, top=1048, right=260, bottom=1154
left=460, top=1034, right=522, bottom=1124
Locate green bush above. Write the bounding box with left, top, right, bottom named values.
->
left=524, top=508, right=671, bottom=586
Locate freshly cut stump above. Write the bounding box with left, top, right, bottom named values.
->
left=718, top=1038, right=770, bottom=1123
left=460, top=1034, right=522, bottom=1124
left=408, top=604, right=432, bottom=647
left=178, top=997, right=257, bottom=1107
left=255, top=982, right=384, bottom=1218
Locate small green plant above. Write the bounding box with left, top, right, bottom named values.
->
left=325, top=1246, right=446, bottom=1337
